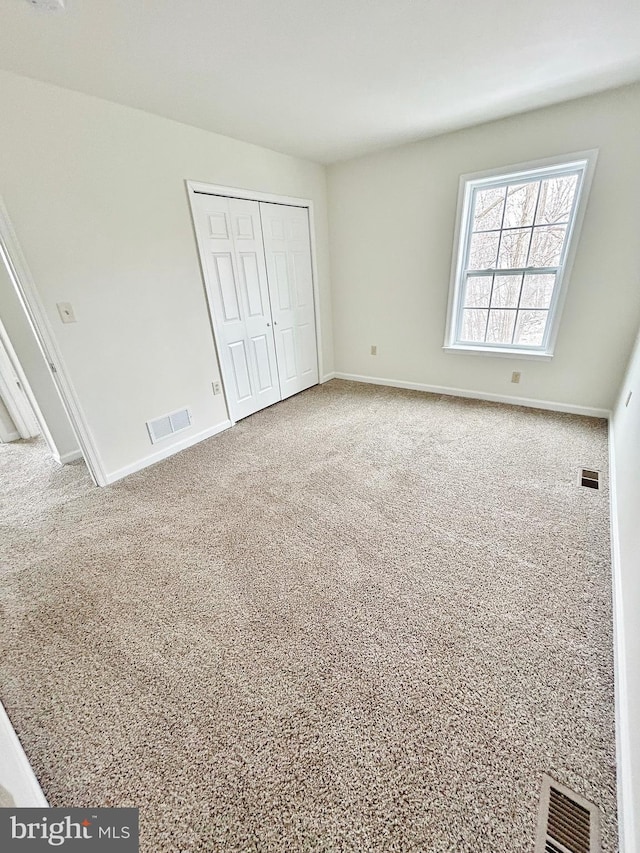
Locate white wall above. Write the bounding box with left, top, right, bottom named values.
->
left=0, top=70, right=333, bottom=481
left=611, top=326, right=640, bottom=853
left=0, top=261, right=78, bottom=458
left=328, top=83, right=640, bottom=412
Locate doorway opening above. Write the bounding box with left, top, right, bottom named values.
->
left=0, top=197, right=103, bottom=487
left=0, top=317, right=41, bottom=446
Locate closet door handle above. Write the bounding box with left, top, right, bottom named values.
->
left=266, top=322, right=271, bottom=327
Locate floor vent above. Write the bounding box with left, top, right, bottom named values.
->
left=535, top=775, right=601, bottom=853
left=146, top=408, right=192, bottom=444
left=579, top=469, right=600, bottom=490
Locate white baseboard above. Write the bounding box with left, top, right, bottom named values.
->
left=0, top=701, right=48, bottom=808
left=334, top=372, right=611, bottom=419
left=320, top=372, right=336, bottom=383
left=608, top=426, right=635, bottom=853
left=104, top=419, right=232, bottom=485
left=57, top=449, right=83, bottom=464
left=2, top=430, right=21, bottom=443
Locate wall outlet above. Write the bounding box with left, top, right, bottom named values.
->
left=56, top=302, right=76, bottom=323
left=511, top=371, right=521, bottom=384
left=370, top=345, right=377, bottom=356
left=212, top=380, right=222, bottom=396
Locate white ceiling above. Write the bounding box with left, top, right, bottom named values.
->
left=1, top=0, right=639, bottom=163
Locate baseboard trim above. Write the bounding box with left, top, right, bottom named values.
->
left=608, top=425, right=635, bottom=853
left=334, top=372, right=611, bottom=419
left=104, top=419, right=232, bottom=485
left=0, top=701, right=48, bottom=807
left=321, top=372, right=336, bottom=383
left=57, top=449, right=83, bottom=464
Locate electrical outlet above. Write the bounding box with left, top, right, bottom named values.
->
left=511, top=371, right=521, bottom=384
left=370, top=345, right=377, bottom=356
left=212, top=381, right=222, bottom=396
left=56, top=302, right=76, bottom=323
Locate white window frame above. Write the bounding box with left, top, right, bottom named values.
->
left=443, top=150, right=598, bottom=360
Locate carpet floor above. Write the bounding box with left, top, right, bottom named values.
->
left=0, top=380, right=616, bottom=852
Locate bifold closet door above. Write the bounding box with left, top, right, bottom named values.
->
left=192, top=194, right=280, bottom=422
left=259, top=203, right=319, bottom=399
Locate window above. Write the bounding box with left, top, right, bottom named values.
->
left=444, top=152, right=596, bottom=358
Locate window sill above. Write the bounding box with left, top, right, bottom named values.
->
left=442, top=345, right=553, bottom=361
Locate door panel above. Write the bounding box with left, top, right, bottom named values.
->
left=260, top=203, right=319, bottom=399
left=235, top=215, right=255, bottom=240
left=228, top=340, right=252, bottom=402
left=273, top=253, right=290, bottom=310
left=251, top=334, right=276, bottom=391
left=280, top=327, right=297, bottom=380
left=292, top=252, right=311, bottom=307
left=212, top=253, right=241, bottom=321
left=193, top=195, right=280, bottom=421
left=208, top=213, right=229, bottom=239
left=240, top=254, right=264, bottom=317
left=299, top=322, right=316, bottom=375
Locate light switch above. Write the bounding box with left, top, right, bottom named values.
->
left=57, top=302, right=76, bottom=323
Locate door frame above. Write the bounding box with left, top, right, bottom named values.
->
left=185, top=181, right=324, bottom=425
left=0, top=318, right=41, bottom=441
left=0, top=197, right=106, bottom=485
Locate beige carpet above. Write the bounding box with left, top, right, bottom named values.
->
left=0, top=381, right=616, bottom=852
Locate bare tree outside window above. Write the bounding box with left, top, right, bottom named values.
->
left=456, top=168, right=582, bottom=349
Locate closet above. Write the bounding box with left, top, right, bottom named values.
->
left=190, top=191, right=319, bottom=422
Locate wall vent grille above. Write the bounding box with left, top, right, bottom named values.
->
left=579, top=469, right=600, bottom=490
left=535, top=775, right=601, bottom=853
left=146, top=408, right=192, bottom=444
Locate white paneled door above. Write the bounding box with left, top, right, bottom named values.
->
left=260, top=203, right=319, bottom=399
left=191, top=191, right=319, bottom=422
left=192, top=194, right=280, bottom=422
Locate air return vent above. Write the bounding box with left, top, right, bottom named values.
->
left=146, top=408, right=192, bottom=444
left=579, top=469, right=600, bottom=490
left=535, top=775, right=601, bottom=853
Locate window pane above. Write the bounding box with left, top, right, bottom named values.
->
left=491, top=275, right=522, bottom=308
left=497, top=229, right=531, bottom=269
left=464, top=275, right=492, bottom=308
left=472, top=186, right=505, bottom=231
left=520, top=274, right=556, bottom=309
left=453, top=160, right=588, bottom=353
left=468, top=231, right=499, bottom=270
left=535, top=175, right=578, bottom=224
left=486, top=309, right=516, bottom=344
left=513, top=310, right=548, bottom=346
left=460, top=309, right=488, bottom=342
left=503, top=181, right=539, bottom=228
left=528, top=225, right=566, bottom=267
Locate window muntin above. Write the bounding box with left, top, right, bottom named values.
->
left=448, top=161, right=590, bottom=355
